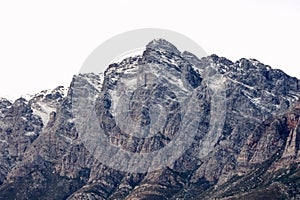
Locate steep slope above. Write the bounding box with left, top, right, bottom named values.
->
left=0, top=39, right=299, bottom=199
left=191, top=102, right=300, bottom=200
left=0, top=86, right=68, bottom=186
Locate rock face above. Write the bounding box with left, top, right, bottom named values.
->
left=0, top=39, right=300, bottom=199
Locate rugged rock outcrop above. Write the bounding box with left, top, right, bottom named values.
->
left=0, top=39, right=300, bottom=199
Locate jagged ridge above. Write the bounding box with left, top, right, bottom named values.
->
left=0, top=39, right=299, bottom=199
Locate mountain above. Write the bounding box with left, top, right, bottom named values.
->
left=0, top=39, right=300, bottom=199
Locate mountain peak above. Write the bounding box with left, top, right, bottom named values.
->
left=1, top=39, right=300, bottom=199
left=145, top=38, right=181, bottom=55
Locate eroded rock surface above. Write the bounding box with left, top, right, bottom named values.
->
left=0, top=39, right=300, bottom=199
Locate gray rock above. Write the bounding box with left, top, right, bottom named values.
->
left=0, top=39, right=300, bottom=199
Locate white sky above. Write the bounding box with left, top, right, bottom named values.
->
left=0, top=0, right=299, bottom=100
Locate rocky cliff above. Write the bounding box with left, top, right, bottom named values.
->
left=0, top=39, right=300, bottom=199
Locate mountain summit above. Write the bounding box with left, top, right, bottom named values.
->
left=0, top=39, right=300, bottom=199
left=146, top=38, right=181, bottom=55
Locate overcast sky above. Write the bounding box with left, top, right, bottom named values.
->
left=0, top=0, right=299, bottom=100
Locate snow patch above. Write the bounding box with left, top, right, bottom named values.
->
left=32, top=102, right=56, bottom=126
left=84, top=73, right=104, bottom=92
left=111, top=90, right=120, bottom=115
left=0, top=139, right=8, bottom=144
left=24, top=132, right=36, bottom=136
left=32, top=86, right=69, bottom=101
left=228, top=78, right=255, bottom=90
